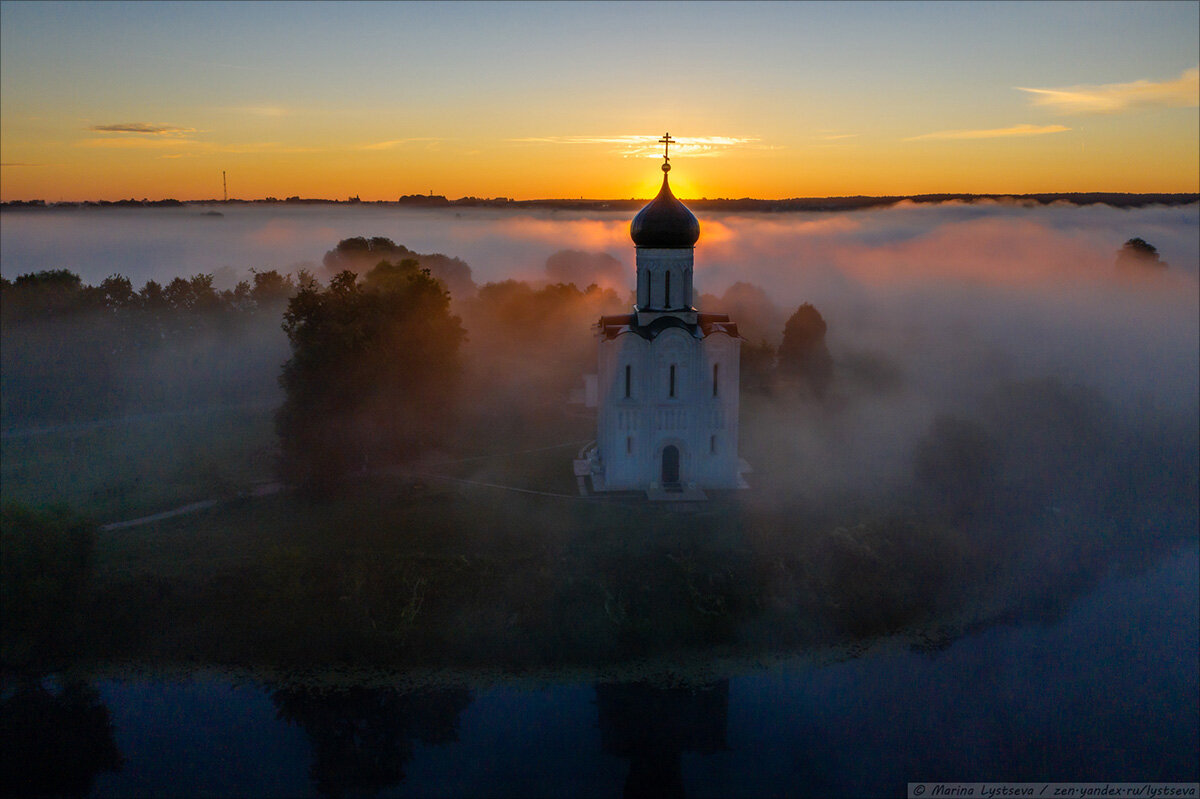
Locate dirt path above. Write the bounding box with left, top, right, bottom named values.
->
left=98, top=482, right=285, bottom=531
left=95, top=440, right=594, bottom=530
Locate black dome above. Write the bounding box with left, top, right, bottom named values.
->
left=630, top=174, right=699, bottom=248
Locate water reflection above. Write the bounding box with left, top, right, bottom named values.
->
left=271, top=684, right=472, bottom=798
left=0, top=678, right=122, bottom=797
left=596, top=680, right=729, bottom=799
left=3, top=544, right=1192, bottom=797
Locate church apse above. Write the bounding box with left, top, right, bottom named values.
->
left=575, top=134, right=749, bottom=499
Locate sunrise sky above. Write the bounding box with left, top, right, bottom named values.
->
left=1, top=1, right=1197, bottom=201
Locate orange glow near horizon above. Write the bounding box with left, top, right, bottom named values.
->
left=5, top=112, right=1198, bottom=203
left=6, top=143, right=1197, bottom=204
left=2, top=3, right=1196, bottom=203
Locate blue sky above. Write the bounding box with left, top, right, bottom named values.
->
left=2, top=1, right=1196, bottom=199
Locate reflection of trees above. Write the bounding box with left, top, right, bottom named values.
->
left=596, top=681, right=729, bottom=799
left=0, top=679, right=122, bottom=797
left=272, top=685, right=472, bottom=799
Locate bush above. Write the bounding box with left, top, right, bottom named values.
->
left=0, top=503, right=96, bottom=664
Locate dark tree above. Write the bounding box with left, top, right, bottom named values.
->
left=138, top=278, right=167, bottom=309
left=777, top=303, right=834, bottom=398
left=1115, top=237, right=1167, bottom=273
left=161, top=273, right=221, bottom=313
left=0, top=503, right=97, bottom=663
left=97, top=274, right=136, bottom=310
left=275, top=259, right=465, bottom=493
left=322, top=236, right=476, bottom=301
left=739, top=339, right=777, bottom=394
left=250, top=268, right=296, bottom=307
left=1, top=269, right=95, bottom=321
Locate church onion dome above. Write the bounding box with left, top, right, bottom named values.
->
left=630, top=174, right=700, bottom=248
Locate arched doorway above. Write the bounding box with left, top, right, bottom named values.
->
left=661, top=445, right=680, bottom=487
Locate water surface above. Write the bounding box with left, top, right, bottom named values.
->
left=70, top=542, right=1197, bottom=797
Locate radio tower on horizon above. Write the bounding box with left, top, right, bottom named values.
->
left=222, top=171, right=228, bottom=202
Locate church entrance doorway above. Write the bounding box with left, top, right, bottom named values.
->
left=662, top=445, right=680, bottom=488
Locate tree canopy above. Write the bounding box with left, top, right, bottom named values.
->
left=322, top=236, right=477, bottom=302
left=275, top=259, right=465, bottom=493
left=1115, top=237, right=1167, bottom=273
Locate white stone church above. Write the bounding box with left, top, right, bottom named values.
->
left=576, top=137, right=749, bottom=499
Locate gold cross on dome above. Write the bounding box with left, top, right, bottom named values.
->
left=658, top=132, right=675, bottom=161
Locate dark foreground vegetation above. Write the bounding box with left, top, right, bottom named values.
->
left=2, top=375, right=1194, bottom=676
left=2, top=396, right=1193, bottom=675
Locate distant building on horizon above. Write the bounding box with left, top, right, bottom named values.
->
left=575, top=135, right=749, bottom=500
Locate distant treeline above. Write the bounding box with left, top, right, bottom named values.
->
left=4, top=192, right=1197, bottom=212
left=0, top=268, right=297, bottom=322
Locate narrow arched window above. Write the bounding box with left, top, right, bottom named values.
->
left=669, top=364, right=676, bottom=398
left=712, top=363, right=719, bottom=397
left=626, top=436, right=633, bottom=455
left=624, top=364, right=631, bottom=398
left=710, top=434, right=717, bottom=454
left=664, top=270, right=671, bottom=308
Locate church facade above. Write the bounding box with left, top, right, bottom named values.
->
left=576, top=136, right=748, bottom=498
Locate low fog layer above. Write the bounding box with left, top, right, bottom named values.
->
left=3, top=200, right=1195, bottom=450
left=2, top=201, right=1197, bottom=288
left=2, top=200, right=1196, bottom=673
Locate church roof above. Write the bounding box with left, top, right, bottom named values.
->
left=598, top=312, right=740, bottom=341
left=630, top=173, right=700, bottom=249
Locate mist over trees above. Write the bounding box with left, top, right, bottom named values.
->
left=1115, top=237, right=1168, bottom=275
left=0, top=214, right=1195, bottom=692
left=322, top=236, right=477, bottom=303
left=0, top=268, right=297, bottom=426
left=778, top=303, right=834, bottom=398
left=699, top=282, right=788, bottom=347
left=457, top=279, right=624, bottom=427
left=544, top=249, right=626, bottom=291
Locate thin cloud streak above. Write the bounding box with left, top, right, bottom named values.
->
left=1017, top=67, right=1199, bottom=114
left=90, top=122, right=195, bottom=135
left=358, top=138, right=441, bottom=151
left=77, top=138, right=322, bottom=155
left=510, top=135, right=767, bottom=158
left=905, top=124, right=1070, bottom=141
